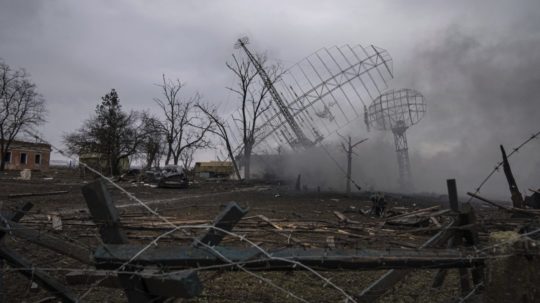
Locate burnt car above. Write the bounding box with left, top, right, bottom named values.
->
left=143, top=165, right=189, bottom=189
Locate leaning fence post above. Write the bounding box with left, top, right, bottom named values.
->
left=82, top=179, right=203, bottom=301
left=447, top=179, right=459, bottom=212
left=0, top=202, right=78, bottom=303
left=0, top=202, right=33, bottom=303
left=82, top=179, right=157, bottom=303
left=193, top=202, right=248, bottom=247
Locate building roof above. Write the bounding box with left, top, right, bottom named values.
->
left=3, top=139, right=52, bottom=150
left=195, top=161, right=233, bottom=167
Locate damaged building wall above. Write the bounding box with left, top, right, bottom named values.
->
left=2, top=140, right=52, bottom=171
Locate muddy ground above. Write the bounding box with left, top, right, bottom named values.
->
left=0, top=167, right=521, bottom=302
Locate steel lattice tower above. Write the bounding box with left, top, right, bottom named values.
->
left=367, top=89, right=426, bottom=191
left=392, top=121, right=412, bottom=189
left=223, top=36, right=394, bottom=159
left=235, top=37, right=312, bottom=148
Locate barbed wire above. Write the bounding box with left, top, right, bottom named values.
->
left=467, top=130, right=540, bottom=202
left=9, top=127, right=540, bottom=302
left=20, top=129, right=356, bottom=302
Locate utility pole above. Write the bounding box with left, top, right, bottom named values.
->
left=339, top=135, right=368, bottom=196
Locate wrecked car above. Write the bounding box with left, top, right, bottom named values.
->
left=143, top=165, right=189, bottom=188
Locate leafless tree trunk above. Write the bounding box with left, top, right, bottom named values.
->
left=226, top=53, right=281, bottom=180
left=196, top=103, right=242, bottom=180
left=179, top=147, right=195, bottom=171
left=140, top=112, right=165, bottom=170
left=154, top=75, right=213, bottom=166
left=0, top=60, right=46, bottom=171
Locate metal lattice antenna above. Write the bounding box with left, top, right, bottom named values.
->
left=235, top=37, right=312, bottom=149
left=227, top=40, right=394, bottom=156
left=367, top=88, right=426, bottom=190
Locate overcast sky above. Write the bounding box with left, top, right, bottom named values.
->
left=1, top=0, right=539, bottom=196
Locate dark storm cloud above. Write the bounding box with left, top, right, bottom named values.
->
left=1, top=0, right=539, bottom=197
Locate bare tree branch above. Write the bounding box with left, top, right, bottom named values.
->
left=0, top=60, right=46, bottom=170
left=226, top=52, right=283, bottom=180
left=154, top=75, right=213, bottom=166
left=196, top=103, right=241, bottom=180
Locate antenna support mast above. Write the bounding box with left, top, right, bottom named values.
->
left=235, top=37, right=311, bottom=148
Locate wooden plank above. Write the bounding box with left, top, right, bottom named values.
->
left=8, top=202, right=34, bottom=223
left=65, top=269, right=202, bottom=298
left=447, top=179, right=459, bottom=212
left=65, top=270, right=121, bottom=288
left=0, top=221, right=92, bottom=265
left=258, top=215, right=283, bottom=230
left=460, top=203, right=484, bottom=293
left=0, top=202, right=34, bottom=238
left=94, top=244, right=484, bottom=271
left=82, top=179, right=203, bottom=301
left=0, top=246, right=77, bottom=303
left=432, top=237, right=454, bottom=288
left=140, top=269, right=202, bottom=298
left=500, top=145, right=524, bottom=208
left=467, top=192, right=540, bottom=216
left=385, top=206, right=439, bottom=221
left=82, top=179, right=157, bottom=303
left=193, top=202, right=247, bottom=246
left=7, top=191, right=69, bottom=199
left=356, top=220, right=455, bottom=301
left=0, top=202, right=33, bottom=303
left=81, top=180, right=127, bottom=244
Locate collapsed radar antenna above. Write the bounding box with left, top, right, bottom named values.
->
left=234, top=36, right=250, bottom=49
left=234, top=36, right=312, bottom=148
left=367, top=88, right=426, bottom=191
left=225, top=37, right=394, bottom=157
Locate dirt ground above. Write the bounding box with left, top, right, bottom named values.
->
left=0, top=167, right=523, bottom=302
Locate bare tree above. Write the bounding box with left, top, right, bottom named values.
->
left=140, top=112, right=165, bottom=169
left=226, top=53, right=281, bottom=180
left=0, top=60, right=46, bottom=170
left=154, top=75, right=213, bottom=166
left=196, top=103, right=241, bottom=180
left=179, top=147, right=195, bottom=171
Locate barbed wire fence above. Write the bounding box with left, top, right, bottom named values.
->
left=18, top=129, right=359, bottom=302
left=0, top=127, right=537, bottom=302
left=467, top=130, right=540, bottom=202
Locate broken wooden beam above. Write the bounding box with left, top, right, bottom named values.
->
left=500, top=145, right=524, bottom=208
left=193, top=202, right=247, bottom=247
left=7, top=202, right=34, bottom=223
left=139, top=269, right=202, bottom=298
left=447, top=179, right=459, bottom=212
left=0, top=202, right=34, bottom=303
left=0, top=202, right=34, bottom=240
left=0, top=245, right=77, bottom=303
left=65, top=270, right=120, bottom=288
left=65, top=269, right=202, bottom=298
left=384, top=206, right=439, bottom=221
left=94, top=244, right=485, bottom=271
left=82, top=179, right=203, bottom=300
left=0, top=221, right=92, bottom=265
left=467, top=192, right=540, bottom=216
left=257, top=215, right=283, bottom=230
left=356, top=218, right=455, bottom=301
left=7, top=191, right=69, bottom=199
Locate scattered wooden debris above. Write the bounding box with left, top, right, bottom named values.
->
left=257, top=214, right=283, bottom=230
left=7, top=190, right=69, bottom=199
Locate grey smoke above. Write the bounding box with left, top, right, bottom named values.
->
left=255, top=26, right=540, bottom=199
